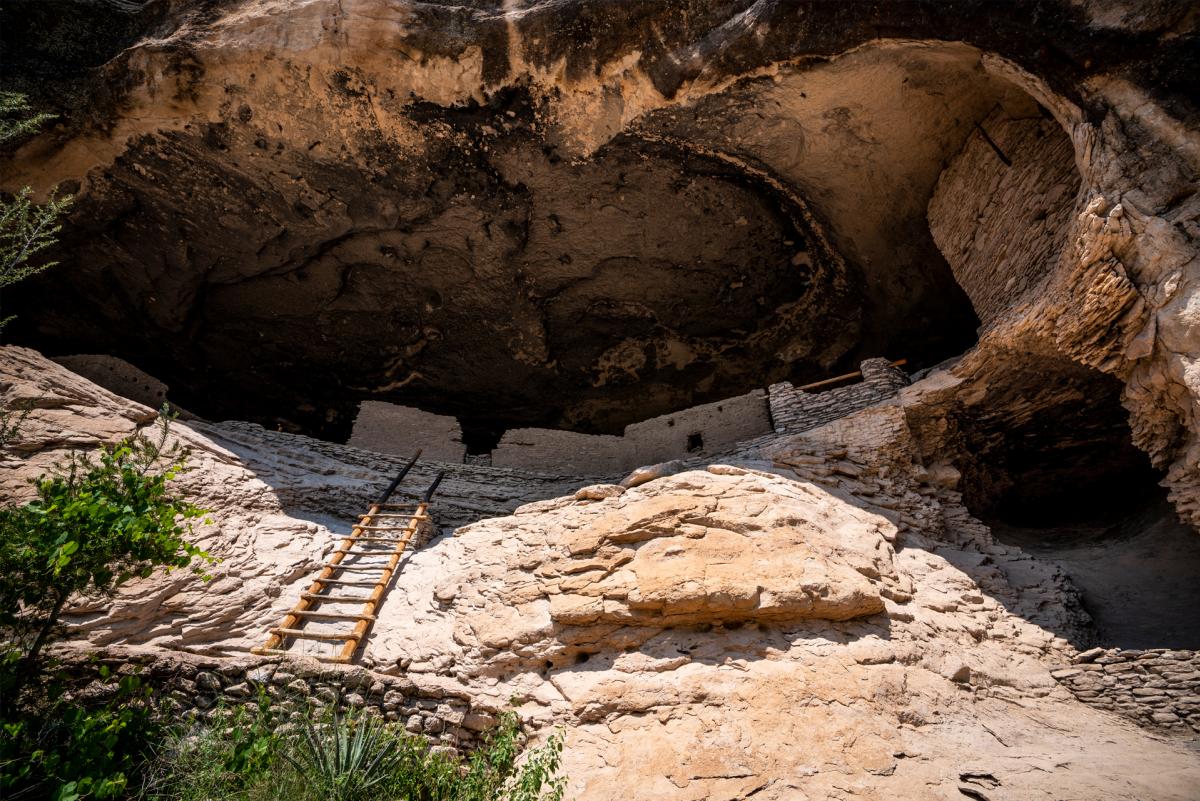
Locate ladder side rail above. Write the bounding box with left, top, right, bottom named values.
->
left=376, top=450, right=423, bottom=506
left=334, top=501, right=429, bottom=663
left=256, top=501, right=383, bottom=652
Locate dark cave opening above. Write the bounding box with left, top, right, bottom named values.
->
left=6, top=81, right=981, bottom=443
left=956, top=358, right=1200, bottom=650
left=460, top=422, right=506, bottom=456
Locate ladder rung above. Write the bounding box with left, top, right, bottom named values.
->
left=322, top=563, right=392, bottom=572
left=291, top=610, right=376, bottom=621
left=249, top=647, right=291, bottom=656
left=302, top=591, right=375, bottom=603
left=328, top=553, right=394, bottom=561
left=332, top=534, right=412, bottom=542
left=331, top=546, right=406, bottom=555
left=315, top=578, right=380, bottom=587
left=355, top=525, right=412, bottom=531
left=270, top=627, right=360, bottom=641
left=332, top=544, right=402, bottom=552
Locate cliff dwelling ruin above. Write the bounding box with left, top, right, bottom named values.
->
left=2, top=1, right=1200, bottom=799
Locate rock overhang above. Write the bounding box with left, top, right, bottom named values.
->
left=9, top=2, right=1130, bottom=440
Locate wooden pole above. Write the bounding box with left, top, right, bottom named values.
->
left=796, top=358, right=907, bottom=392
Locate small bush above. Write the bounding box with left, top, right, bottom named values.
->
left=142, top=701, right=565, bottom=801
left=0, top=412, right=210, bottom=799
left=0, top=666, right=160, bottom=801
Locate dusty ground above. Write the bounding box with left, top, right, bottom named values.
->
left=991, top=497, right=1200, bottom=650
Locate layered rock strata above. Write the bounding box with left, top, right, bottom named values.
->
left=5, top=347, right=1200, bottom=800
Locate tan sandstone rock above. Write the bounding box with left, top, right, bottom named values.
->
left=5, top=347, right=1200, bottom=800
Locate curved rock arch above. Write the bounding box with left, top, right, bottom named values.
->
left=2, top=0, right=1196, bottom=526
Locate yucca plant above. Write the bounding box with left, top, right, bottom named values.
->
left=279, top=706, right=404, bottom=801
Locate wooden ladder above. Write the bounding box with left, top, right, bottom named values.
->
left=251, top=451, right=445, bottom=664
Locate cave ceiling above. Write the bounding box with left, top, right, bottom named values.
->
left=3, top=0, right=1184, bottom=441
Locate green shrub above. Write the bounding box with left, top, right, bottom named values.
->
left=143, top=703, right=565, bottom=801
left=440, top=712, right=565, bottom=801
left=0, top=413, right=210, bottom=799
left=0, top=413, right=210, bottom=698
left=0, top=666, right=160, bottom=801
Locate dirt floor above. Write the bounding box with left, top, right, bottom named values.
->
left=991, top=494, right=1200, bottom=649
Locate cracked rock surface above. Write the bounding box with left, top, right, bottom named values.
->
left=5, top=347, right=1200, bottom=800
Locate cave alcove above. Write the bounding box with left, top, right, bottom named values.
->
left=3, top=42, right=1025, bottom=442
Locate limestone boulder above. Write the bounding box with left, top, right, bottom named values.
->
left=541, top=471, right=889, bottom=627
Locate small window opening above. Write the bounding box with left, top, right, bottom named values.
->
left=687, top=432, right=704, bottom=452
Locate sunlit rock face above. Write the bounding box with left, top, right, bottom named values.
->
left=8, top=346, right=1200, bottom=801
left=2, top=1, right=1197, bottom=528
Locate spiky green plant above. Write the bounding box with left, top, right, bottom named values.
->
left=279, top=707, right=404, bottom=801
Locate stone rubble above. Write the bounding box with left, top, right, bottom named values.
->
left=1055, top=647, right=1200, bottom=735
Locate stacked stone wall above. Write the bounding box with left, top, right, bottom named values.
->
left=1054, top=647, right=1200, bottom=735
left=624, top=389, right=771, bottom=465
left=347, top=401, right=466, bottom=463
left=492, top=428, right=630, bottom=473
left=928, top=110, right=1080, bottom=327
left=329, top=361, right=906, bottom=479
left=768, top=358, right=910, bottom=435
left=53, top=354, right=170, bottom=411
left=492, top=390, right=772, bottom=473
left=54, top=647, right=495, bottom=757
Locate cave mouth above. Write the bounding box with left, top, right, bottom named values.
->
left=10, top=40, right=1068, bottom=444
left=955, top=358, right=1200, bottom=650
left=987, top=478, right=1200, bottom=651
left=9, top=80, right=984, bottom=443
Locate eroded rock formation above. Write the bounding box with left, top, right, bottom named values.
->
left=2, top=1, right=1200, bottom=798
left=4, top=1, right=1195, bottom=522
left=6, top=346, right=1200, bottom=799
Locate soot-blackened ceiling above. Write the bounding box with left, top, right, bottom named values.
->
left=18, top=3, right=1152, bottom=440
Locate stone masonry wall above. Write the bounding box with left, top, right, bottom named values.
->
left=768, top=359, right=910, bottom=435
left=53, top=354, right=170, bottom=411
left=492, top=428, right=630, bottom=473
left=493, top=390, right=772, bottom=473
left=624, top=389, right=771, bottom=464
left=274, top=364, right=903, bottom=478
left=54, top=646, right=497, bottom=758
left=1053, top=647, right=1200, bottom=735
left=927, top=109, right=1080, bottom=328
left=348, top=401, right=467, bottom=463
